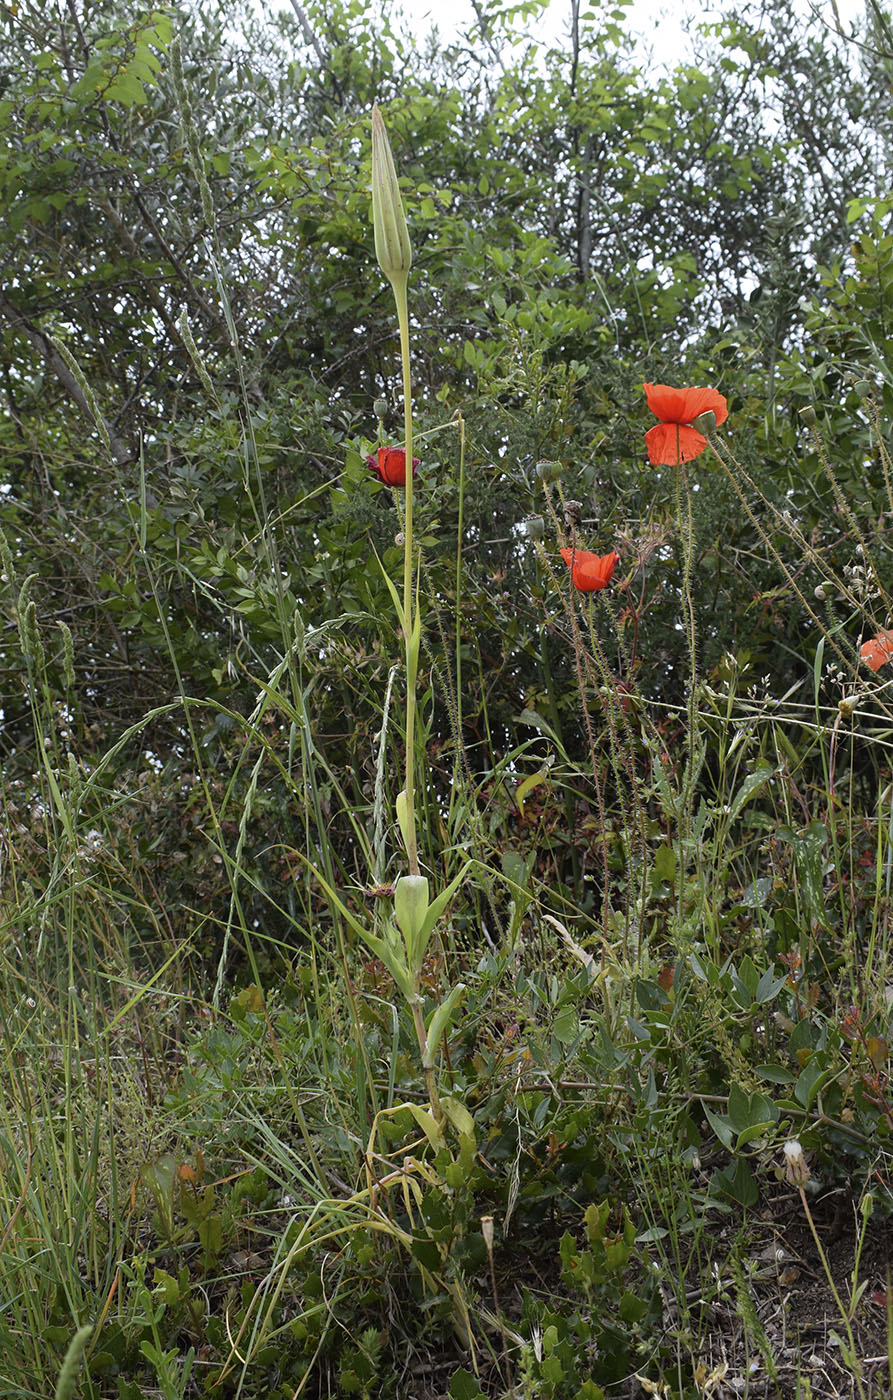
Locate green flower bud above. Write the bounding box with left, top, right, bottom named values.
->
left=394, top=874, right=429, bottom=964
left=371, top=104, right=411, bottom=287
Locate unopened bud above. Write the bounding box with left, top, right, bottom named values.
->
left=799, top=405, right=817, bottom=427
left=394, top=874, right=429, bottom=956
left=371, top=104, right=412, bottom=286
left=691, top=409, right=716, bottom=434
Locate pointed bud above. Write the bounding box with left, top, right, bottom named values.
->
left=371, top=104, right=411, bottom=287
left=394, top=874, right=430, bottom=963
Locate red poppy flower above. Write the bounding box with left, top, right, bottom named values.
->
left=560, top=547, right=618, bottom=592
left=366, top=446, right=419, bottom=487
left=643, top=382, right=729, bottom=465
left=860, top=629, right=893, bottom=672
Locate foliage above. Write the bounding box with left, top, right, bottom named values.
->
left=1, top=0, right=893, bottom=1395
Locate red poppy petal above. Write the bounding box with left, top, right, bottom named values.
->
left=860, top=630, right=893, bottom=672
left=645, top=422, right=708, bottom=465
left=678, top=386, right=729, bottom=427
left=643, top=383, right=691, bottom=423
left=560, top=548, right=617, bottom=591
left=643, top=382, right=728, bottom=428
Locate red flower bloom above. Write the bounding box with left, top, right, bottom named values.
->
left=643, top=382, right=729, bottom=465
left=560, top=547, right=618, bottom=592
left=860, top=629, right=893, bottom=673
left=366, top=445, right=419, bottom=487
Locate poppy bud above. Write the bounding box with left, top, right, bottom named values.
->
left=524, top=515, right=545, bottom=541
left=373, top=397, right=389, bottom=419
left=799, top=405, right=817, bottom=426
left=563, top=499, right=583, bottom=529
left=394, top=874, right=429, bottom=959
left=371, top=104, right=412, bottom=287
left=690, top=409, right=716, bottom=434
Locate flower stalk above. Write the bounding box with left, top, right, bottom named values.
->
left=371, top=102, right=420, bottom=877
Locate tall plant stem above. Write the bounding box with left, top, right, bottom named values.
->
left=393, top=274, right=420, bottom=877
left=454, top=412, right=466, bottom=766
left=410, top=996, right=442, bottom=1121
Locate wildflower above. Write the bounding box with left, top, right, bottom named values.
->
left=560, top=547, right=618, bottom=592
left=643, top=382, right=729, bottom=465
left=782, top=1138, right=810, bottom=1186
left=860, top=629, right=893, bottom=673
left=367, top=446, right=419, bottom=487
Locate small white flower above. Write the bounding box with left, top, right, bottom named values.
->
left=783, top=1138, right=810, bottom=1185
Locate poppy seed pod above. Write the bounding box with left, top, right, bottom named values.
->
left=535, top=459, right=563, bottom=483
left=799, top=405, right=817, bottom=426
left=524, top=515, right=545, bottom=541
left=371, top=104, right=411, bottom=286
left=690, top=409, right=716, bottom=434
left=373, top=397, right=389, bottom=419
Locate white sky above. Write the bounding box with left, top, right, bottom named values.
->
left=385, top=0, right=868, bottom=69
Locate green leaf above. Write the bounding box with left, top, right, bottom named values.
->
left=756, top=1064, right=795, bottom=1084
left=728, top=759, right=775, bottom=822
left=652, top=842, right=676, bottom=885
left=424, top=984, right=466, bottom=1064
left=103, top=74, right=148, bottom=106
left=405, top=1103, right=445, bottom=1152
left=515, top=770, right=546, bottom=817
left=703, top=1102, right=735, bottom=1151
left=449, top=1369, right=486, bottom=1400
left=712, top=1158, right=758, bottom=1207
left=552, top=1005, right=579, bottom=1044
